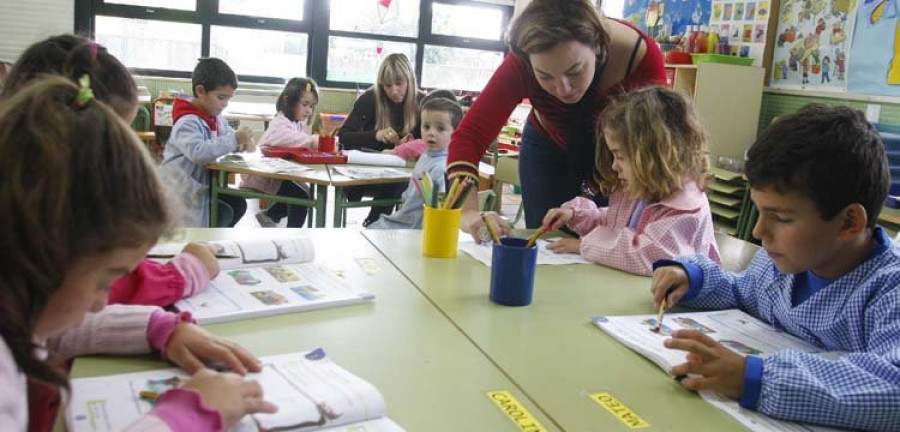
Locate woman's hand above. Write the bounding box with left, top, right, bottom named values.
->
left=166, top=323, right=262, bottom=376
left=462, top=210, right=512, bottom=243
left=180, top=369, right=278, bottom=427
left=376, top=128, right=399, bottom=145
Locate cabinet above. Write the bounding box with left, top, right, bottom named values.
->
left=667, top=62, right=765, bottom=164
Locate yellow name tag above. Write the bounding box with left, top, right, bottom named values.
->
left=590, top=393, right=650, bottom=429
left=486, top=391, right=547, bottom=432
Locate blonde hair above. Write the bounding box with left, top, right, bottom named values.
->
left=374, top=53, right=418, bottom=136
left=507, top=0, right=610, bottom=65
left=596, top=86, right=708, bottom=202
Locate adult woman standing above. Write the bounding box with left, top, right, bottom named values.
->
left=448, top=0, right=666, bottom=235
left=338, top=53, right=425, bottom=226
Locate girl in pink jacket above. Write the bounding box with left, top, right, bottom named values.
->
left=241, top=78, right=319, bottom=228
left=544, top=86, right=721, bottom=276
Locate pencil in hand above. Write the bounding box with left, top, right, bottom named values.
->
left=524, top=225, right=547, bottom=248
left=481, top=213, right=502, bottom=244
left=652, top=287, right=676, bottom=333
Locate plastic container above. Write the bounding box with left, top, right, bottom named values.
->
left=422, top=206, right=462, bottom=258
left=691, top=54, right=754, bottom=66
left=665, top=51, right=694, bottom=64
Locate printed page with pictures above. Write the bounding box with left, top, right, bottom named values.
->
left=591, top=309, right=843, bottom=432
left=458, top=235, right=591, bottom=266
left=68, top=349, right=404, bottom=432
left=331, top=165, right=410, bottom=180
left=158, top=238, right=372, bottom=324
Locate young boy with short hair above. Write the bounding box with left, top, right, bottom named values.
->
left=159, top=57, right=255, bottom=227
left=367, top=93, right=463, bottom=229
left=651, top=104, right=900, bottom=430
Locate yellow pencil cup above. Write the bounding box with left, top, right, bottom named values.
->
left=422, top=206, right=462, bottom=258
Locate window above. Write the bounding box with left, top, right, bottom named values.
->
left=77, top=0, right=512, bottom=92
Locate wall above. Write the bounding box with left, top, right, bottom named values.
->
left=758, top=90, right=900, bottom=133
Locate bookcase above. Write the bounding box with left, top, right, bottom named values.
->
left=706, top=167, right=750, bottom=237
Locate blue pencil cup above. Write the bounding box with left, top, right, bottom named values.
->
left=489, top=237, right=538, bottom=306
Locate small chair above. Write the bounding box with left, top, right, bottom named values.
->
left=715, top=232, right=760, bottom=273
left=492, top=156, right=524, bottom=226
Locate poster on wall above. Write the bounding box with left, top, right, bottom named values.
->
left=623, top=0, right=711, bottom=38
left=709, top=0, right=771, bottom=66
left=847, top=1, right=900, bottom=96
left=770, top=0, right=858, bottom=90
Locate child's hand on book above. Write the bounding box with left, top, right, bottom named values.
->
left=651, top=266, right=690, bottom=309
left=180, top=369, right=279, bottom=427
left=546, top=238, right=581, bottom=254
left=182, top=242, right=220, bottom=279
left=543, top=208, right=574, bottom=231
left=664, top=330, right=746, bottom=399
left=165, top=322, right=262, bottom=376
left=235, top=126, right=255, bottom=152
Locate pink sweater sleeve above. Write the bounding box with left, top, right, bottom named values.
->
left=392, top=139, right=426, bottom=160
left=45, top=305, right=158, bottom=362
left=144, top=388, right=224, bottom=432
left=561, top=196, right=609, bottom=236
left=108, top=259, right=187, bottom=307
left=578, top=213, right=703, bottom=276
left=169, top=253, right=211, bottom=297
left=258, top=113, right=317, bottom=149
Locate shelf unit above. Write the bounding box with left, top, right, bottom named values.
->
left=707, top=167, right=750, bottom=238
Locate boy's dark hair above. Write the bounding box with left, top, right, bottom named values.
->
left=192, top=57, right=237, bottom=96
left=421, top=89, right=463, bottom=128
left=746, top=104, right=889, bottom=227
left=0, top=34, right=137, bottom=119
left=277, top=77, right=318, bottom=122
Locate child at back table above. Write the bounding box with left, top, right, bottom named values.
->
left=159, top=57, right=256, bottom=227
left=651, top=105, right=900, bottom=430
left=543, top=86, right=720, bottom=276
left=0, top=76, right=275, bottom=431
left=241, top=77, right=318, bottom=228
left=367, top=93, right=463, bottom=229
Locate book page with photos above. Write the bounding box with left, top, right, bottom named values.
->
left=68, top=349, right=404, bottom=432
left=331, top=166, right=410, bottom=180
left=149, top=238, right=315, bottom=271
left=592, top=309, right=842, bottom=432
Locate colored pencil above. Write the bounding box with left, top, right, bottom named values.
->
left=524, top=225, right=547, bottom=248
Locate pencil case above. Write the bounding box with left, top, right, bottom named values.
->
left=262, top=147, right=348, bottom=164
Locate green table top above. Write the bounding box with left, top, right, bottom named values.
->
left=362, top=229, right=746, bottom=431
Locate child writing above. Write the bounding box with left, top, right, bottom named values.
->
left=651, top=105, right=900, bottom=430
left=159, top=57, right=256, bottom=228
left=542, top=86, right=720, bottom=276
left=241, top=77, right=317, bottom=228
left=0, top=76, right=276, bottom=430
left=367, top=93, right=463, bottom=229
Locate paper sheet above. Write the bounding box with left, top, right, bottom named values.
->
left=458, top=236, right=591, bottom=266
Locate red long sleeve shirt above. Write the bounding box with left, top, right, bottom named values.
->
left=447, top=21, right=666, bottom=176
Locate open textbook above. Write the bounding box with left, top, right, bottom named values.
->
left=592, top=309, right=842, bottom=432
left=68, top=349, right=403, bottom=432
left=458, top=235, right=591, bottom=266
left=152, top=238, right=374, bottom=324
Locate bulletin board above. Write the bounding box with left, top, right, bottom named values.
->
left=709, top=0, right=772, bottom=66
left=769, top=0, right=858, bottom=90
left=848, top=1, right=900, bottom=96
left=623, top=0, right=711, bottom=38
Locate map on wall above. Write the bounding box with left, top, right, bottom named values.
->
left=624, top=0, right=711, bottom=38
left=847, top=1, right=900, bottom=96
left=770, top=0, right=858, bottom=90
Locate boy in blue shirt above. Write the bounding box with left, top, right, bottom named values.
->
left=651, top=104, right=900, bottom=430
left=159, top=58, right=255, bottom=227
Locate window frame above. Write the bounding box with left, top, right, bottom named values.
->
left=74, top=0, right=512, bottom=90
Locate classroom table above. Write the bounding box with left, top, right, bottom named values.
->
left=362, top=229, right=747, bottom=431
left=67, top=229, right=557, bottom=431
left=326, top=164, right=411, bottom=228
left=208, top=157, right=332, bottom=227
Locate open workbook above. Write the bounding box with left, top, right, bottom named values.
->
left=151, top=238, right=374, bottom=324
left=68, top=349, right=403, bottom=432
left=592, top=309, right=842, bottom=432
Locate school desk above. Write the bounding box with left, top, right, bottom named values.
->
left=66, top=229, right=555, bottom=432
left=327, top=165, right=412, bottom=228
left=208, top=158, right=332, bottom=227
left=224, top=101, right=276, bottom=130
left=362, top=229, right=745, bottom=431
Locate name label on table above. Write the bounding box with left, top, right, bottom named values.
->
left=486, top=391, right=547, bottom=432
left=590, top=392, right=650, bottom=429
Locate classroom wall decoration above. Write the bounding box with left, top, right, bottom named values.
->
left=847, top=0, right=900, bottom=96
left=709, top=0, right=771, bottom=65
left=623, top=0, right=711, bottom=38
left=770, top=0, right=858, bottom=90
